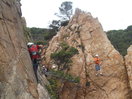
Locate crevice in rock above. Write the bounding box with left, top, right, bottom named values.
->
left=123, top=57, right=132, bottom=98
left=77, top=29, right=109, bottom=99
left=1, top=0, right=12, bottom=7
left=0, top=17, right=16, bottom=23
left=77, top=31, right=90, bottom=99
left=88, top=76, right=109, bottom=98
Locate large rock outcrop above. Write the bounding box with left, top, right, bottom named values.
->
left=0, top=0, right=50, bottom=99
left=125, top=45, right=132, bottom=96
left=44, top=9, right=131, bottom=99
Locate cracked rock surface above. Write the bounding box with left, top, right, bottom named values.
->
left=0, top=0, right=50, bottom=99
left=44, top=9, right=131, bottom=99
left=125, top=45, right=132, bottom=98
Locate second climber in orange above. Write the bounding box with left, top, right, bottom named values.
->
left=93, top=54, right=103, bottom=76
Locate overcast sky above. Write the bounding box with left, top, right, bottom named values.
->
left=21, top=0, right=132, bottom=31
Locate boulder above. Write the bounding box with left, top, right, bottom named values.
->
left=44, top=9, right=130, bottom=99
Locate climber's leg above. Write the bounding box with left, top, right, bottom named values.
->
left=33, top=59, right=39, bottom=82
left=95, top=64, right=100, bottom=76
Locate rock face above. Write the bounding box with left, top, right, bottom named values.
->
left=125, top=45, right=132, bottom=96
left=45, top=9, right=130, bottom=99
left=0, top=0, right=50, bottom=99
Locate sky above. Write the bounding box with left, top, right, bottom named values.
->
left=21, top=0, right=132, bottom=31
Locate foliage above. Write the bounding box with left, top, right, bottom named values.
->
left=46, top=70, right=80, bottom=99
left=49, top=70, right=80, bottom=83
left=30, top=27, right=45, bottom=34
left=55, top=1, right=73, bottom=20
left=126, top=25, right=132, bottom=31
left=59, top=42, right=69, bottom=49
left=28, top=27, right=56, bottom=41
left=34, top=40, right=48, bottom=45
left=49, top=20, right=69, bottom=32
left=51, top=42, right=78, bottom=70
left=45, top=79, right=59, bottom=99
left=43, top=31, right=56, bottom=40
left=49, top=20, right=60, bottom=32
left=23, top=27, right=32, bottom=42
left=61, top=20, right=69, bottom=26
left=106, top=25, right=132, bottom=56
left=49, top=1, right=73, bottom=32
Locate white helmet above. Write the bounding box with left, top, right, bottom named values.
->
left=27, top=42, right=34, bottom=46
left=95, top=54, right=99, bottom=57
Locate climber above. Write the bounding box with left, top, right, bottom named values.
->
left=27, top=42, right=41, bottom=82
left=94, top=54, right=103, bottom=76
left=42, top=65, right=48, bottom=77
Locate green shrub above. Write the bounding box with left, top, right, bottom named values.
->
left=44, top=32, right=56, bottom=40
left=34, top=40, right=48, bottom=45
left=68, top=47, right=79, bottom=55
left=49, top=70, right=80, bottom=83
left=60, top=42, right=69, bottom=50
left=107, top=26, right=132, bottom=56
left=46, top=79, right=59, bottom=99
left=51, top=42, right=78, bottom=70
left=46, top=70, right=80, bottom=99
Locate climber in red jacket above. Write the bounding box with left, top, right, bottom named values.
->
left=28, top=44, right=40, bottom=59
left=27, top=42, right=41, bottom=82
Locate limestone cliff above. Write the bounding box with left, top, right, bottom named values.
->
left=44, top=9, right=131, bottom=99
left=0, top=0, right=50, bottom=99
left=125, top=45, right=132, bottom=97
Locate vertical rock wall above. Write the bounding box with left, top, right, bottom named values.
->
left=44, top=9, right=131, bottom=99
left=0, top=0, right=50, bottom=99
left=125, top=45, right=132, bottom=98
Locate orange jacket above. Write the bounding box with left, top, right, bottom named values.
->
left=94, top=57, right=100, bottom=64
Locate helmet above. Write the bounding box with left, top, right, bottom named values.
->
left=95, top=54, right=99, bottom=57
left=27, top=42, right=34, bottom=46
